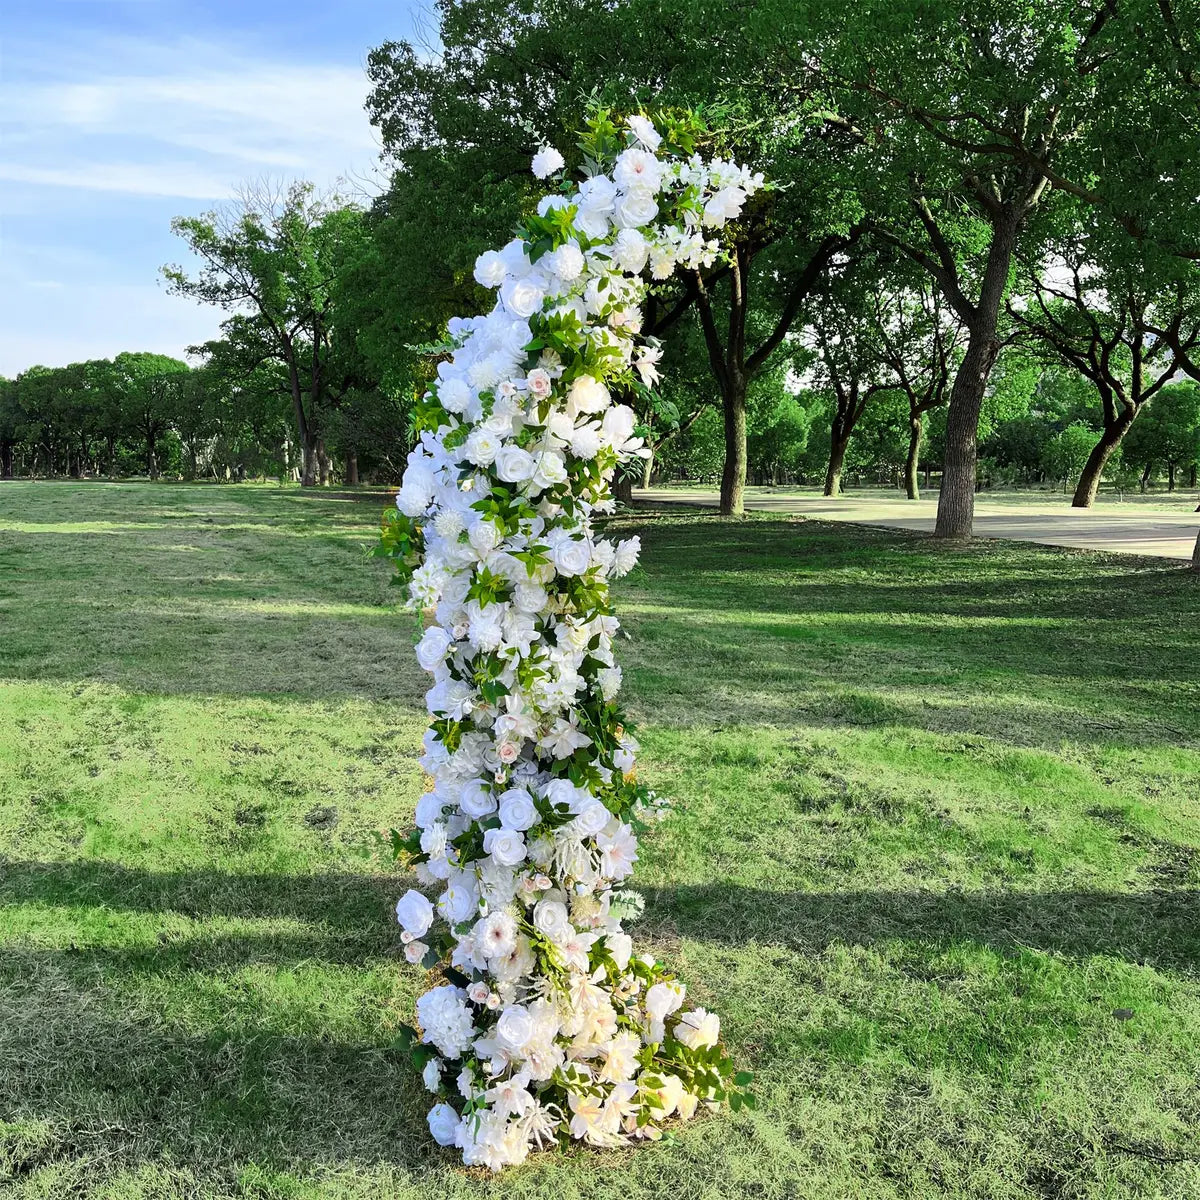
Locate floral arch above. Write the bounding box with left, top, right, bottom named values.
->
left=381, top=111, right=764, bottom=1169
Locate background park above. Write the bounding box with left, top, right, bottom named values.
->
left=2, top=1, right=1199, bottom=1197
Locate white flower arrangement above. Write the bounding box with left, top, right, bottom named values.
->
left=377, top=110, right=763, bottom=1170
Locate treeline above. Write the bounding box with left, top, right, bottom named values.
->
left=6, top=1, right=1200, bottom=539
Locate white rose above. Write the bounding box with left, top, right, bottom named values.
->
left=500, top=276, right=546, bottom=319
left=414, top=791, right=447, bottom=829
left=474, top=250, right=507, bottom=288
left=459, top=780, right=498, bottom=819
left=395, top=889, right=434, bottom=937
left=499, top=238, right=531, bottom=277
left=468, top=519, right=501, bottom=555
left=483, top=827, right=527, bottom=868
left=552, top=538, right=592, bottom=577
left=531, top=451, right=567, bottom=491
left=464, top=428, right=500, bottom=467
left=495, top=1004, right=535, bottom=1052
left=578, top=175, right=617, bottom=213
left=613, top=185, right=659, bottom=229
left=437, top=877, right=479, bottom=924
left=531, top=146, right=566, bottom=179
left=532, top=898, right=571, bottom=941
left=415, top=625, right=453, bottom=673
left=498, top=788, right=539, bottom=831
left=571, top=801, right=610, bottom=837
left=427, top=1102, right=460, bottom=1146
left=495, top=444, right=536, bottom=483
left=526, top=368, right=553, bottom=399
left=569, top=375, right=610, bottom=415
left=404, top=939, right=429, bottom=964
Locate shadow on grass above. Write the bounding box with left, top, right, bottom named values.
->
left=640, top=883, right=1200, bottom=973
left=5, top=858, right=1197, bottom=975
left=0, top=859, right=396, bottom=932
left=0, top=971, right=437, bottom=1180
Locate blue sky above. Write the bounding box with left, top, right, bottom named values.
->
left=1, top=0, right=430, bottom=376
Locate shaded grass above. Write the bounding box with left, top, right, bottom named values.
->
left=1, top=482, right=1198, bottom=1198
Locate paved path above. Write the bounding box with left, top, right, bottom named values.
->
left=637, top=487, right=1200, bottom=562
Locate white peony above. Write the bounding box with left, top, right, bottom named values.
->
left=531, top=146, right=566, bottom=178
left=626, top=114, right=663, bottom=151
left=568, top=374, right=610, bottom=414
left=674, top=1006, right=720, bottom=1050
left=474, top=250, right=507, bottom=288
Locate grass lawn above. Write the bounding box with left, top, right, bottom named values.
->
left=1, top=480, right=1198, bottom=1200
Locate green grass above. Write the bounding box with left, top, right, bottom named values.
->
left=1, top=481, right=1198, bottom=1200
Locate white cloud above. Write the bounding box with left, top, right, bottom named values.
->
left=2, top=37, right=380, bottom=199
left=0, top=32, right=385, bottom=374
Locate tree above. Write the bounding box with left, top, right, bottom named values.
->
left=112, top=353, right=190, bottom=479
left=805, top=260, right=896, bottom=495
left=1122, top=382, right=1200, bottom=491
left=165, top=182, right=368, bottom=486
left=867, top=272, right=965, bottom=499
left=365, top=0, right=866, bottom=513
left=0, top=376, right=19, bottom=479
left=1011, top=226, right=1200, bottom=506
left=795, top=0, right=1131, bottom=535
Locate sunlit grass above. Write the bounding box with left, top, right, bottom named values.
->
left=1, top=481, right=1198, bottom=1198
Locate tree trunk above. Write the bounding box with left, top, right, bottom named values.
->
left=0, top=439, right=12, bottom=479
left=905, top=414, right=923, bottom=501
left=825, top=428, right=850, bottom=496
left=1168, top=462, right=1177, bottom=492
left=641, top=447, right=654, bottom=489
left=719, top=374, right=747, bottom=516
left=1193, top=529, right=1200, bottom=572
left=934, top=215, right=1020, bottom=538
left=1072, top=417, right=1132, bottom=508
left=346, top=451, right=359, bottom=486
left=1140, top=463, right=1152, bottom=493
left=936, top=333, right=996, bottom=535
left=1190, top=464, right=1197, bottom=488
left=146, top=430, right=159, bottom=480
left=316, top=439, right=331, bottom=486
